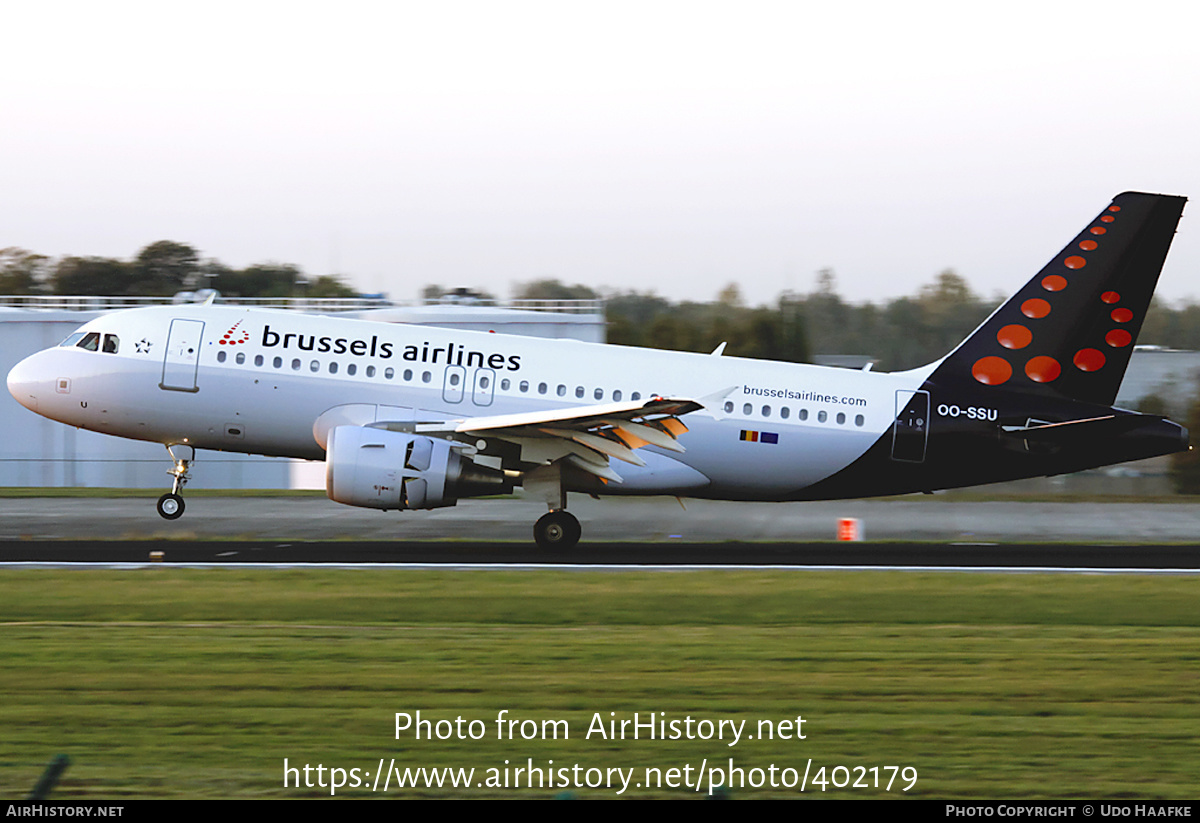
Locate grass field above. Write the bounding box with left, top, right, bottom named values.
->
left=1, top=568, right=1198, bottom=799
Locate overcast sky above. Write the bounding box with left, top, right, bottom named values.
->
left=2, top=0, right=1197, bottom=306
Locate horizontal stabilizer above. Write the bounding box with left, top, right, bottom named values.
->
left=1000, top=414, right=1153, bottom=446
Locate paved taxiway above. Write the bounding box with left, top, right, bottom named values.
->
left=1, top=539, right=1198, bottom=569
left=0, top=496, right=1196, bottom=569
left=1, top=495, right=1199, bottom=543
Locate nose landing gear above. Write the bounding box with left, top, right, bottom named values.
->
left=157, top=444, right=193, bottom=520
left=156, top=492, right=184, bottom=519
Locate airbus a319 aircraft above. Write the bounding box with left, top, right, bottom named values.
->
left=6, top=192, right=1190, bottom=548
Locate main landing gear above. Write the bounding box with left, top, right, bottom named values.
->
left=156, top=444, right=193, bottom=520
left=534, top=510, right=581, bottom=550
left=524, top=463, right=582, bottom=550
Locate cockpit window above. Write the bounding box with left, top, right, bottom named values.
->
left=60, top=331, right=119, bottom=353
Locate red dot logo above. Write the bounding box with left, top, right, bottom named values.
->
left=1106, top=329, right=1132, bottom=347
left=1074, top=348, right=1106, bottom=372
left=1025, top=356, right=1061, bottom=383
left=972, top=356, right=1012, bottom=386
left=1022, top=298, right=1051, bottom=319
left=1064, top=256, right=1087, bottom=269
left=221, top=321, right=250, bottom=345
left=1090, top=226, right=1107, bottom=235
left=1042, top=275, right=1068, bottom=292
left=1101, top=291, right=1120, bottom=304
left=1111, top=308, right=1133, bottom=323
left=1079, top=240, right=1098, bottom=251
left=997, top=325, right=1032, bottom=349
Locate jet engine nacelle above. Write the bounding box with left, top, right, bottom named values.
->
left=325, top=426, right=512, bottom=510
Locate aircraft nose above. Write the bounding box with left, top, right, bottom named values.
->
left=7, top=353, right=42, bottom=413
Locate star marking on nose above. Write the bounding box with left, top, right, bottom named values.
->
left=135, top=339, right=152, bottom=354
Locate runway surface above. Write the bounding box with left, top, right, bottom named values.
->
left=2, top=495, right=1200, bottom=543
left=2, top=540, right=1198, bottom=569
left=1, top=496, right=1197, bottom=569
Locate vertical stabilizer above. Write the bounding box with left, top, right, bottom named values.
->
left=931, top=191, right=1186, bottom=405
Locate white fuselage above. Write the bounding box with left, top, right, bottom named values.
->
left=7, top=305, right=933, bottom=500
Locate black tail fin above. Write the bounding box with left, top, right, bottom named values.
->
left=931, top=191, right=1186, bottom=406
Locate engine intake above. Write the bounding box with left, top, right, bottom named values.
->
left=325, top=426, right=512, bottom=510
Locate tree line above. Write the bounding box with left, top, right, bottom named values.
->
left=0, top=241, right=358, bottom=298
left=10, top=239, right=1200, bottom=371
left=514, top=269, right=996, bottom=371
left=515, top=271, right=1200, bottom=372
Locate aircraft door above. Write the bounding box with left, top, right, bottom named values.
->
left=442, top=365, right=465, bottom=404
left=160, top=319, right=204, bottom=393
left=472, top=368, right=496, bottom=407
left=891, top=389, right=929, bottom=462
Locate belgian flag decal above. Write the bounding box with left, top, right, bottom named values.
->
left=740, top=430, right=779, bottom=444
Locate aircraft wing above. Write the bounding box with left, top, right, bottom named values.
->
left=409, top=396, right=703, bottom=482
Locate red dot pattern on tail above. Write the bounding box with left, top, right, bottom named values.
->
left=973, top=199, right=1139, bottom=385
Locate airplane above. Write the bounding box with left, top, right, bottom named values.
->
left=5, top=191, right=1190, bottom=549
